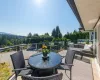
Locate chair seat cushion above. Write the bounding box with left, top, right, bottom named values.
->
left=18, top=69, right=33, bottom=76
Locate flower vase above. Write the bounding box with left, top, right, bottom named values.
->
left=43, top=53, right=47, bottom=57
left=42, top=53, right=49, bottom=61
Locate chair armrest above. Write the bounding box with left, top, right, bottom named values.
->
left=12, top=68, right=28, bottom=72
left=24, top=59, right=28, bottom=60
left=60, top=63, right=65, bottom=65
left=26, top=65, right=31, bottom=69
left=61, top=56, right=65, bottom=59
left=67, top=64, right=74, bottom=66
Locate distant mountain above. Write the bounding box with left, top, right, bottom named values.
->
left=0, top=32, right=11, bottom=35
left=0, top=32, right=26, bottom=38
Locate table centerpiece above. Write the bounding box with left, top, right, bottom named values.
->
left=42, top=45, right=50, bottom=61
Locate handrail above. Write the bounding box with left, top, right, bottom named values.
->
left=8, top=73, right=16, bottom=80
left=0, top=44, right=27, bottom=52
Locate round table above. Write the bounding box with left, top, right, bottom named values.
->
left=28, top=52, right=62, bottom=69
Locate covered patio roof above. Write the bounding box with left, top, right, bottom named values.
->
left=67, top=0, right=100, bottom=30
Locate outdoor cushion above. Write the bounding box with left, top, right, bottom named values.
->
left=84, top=44, right=92, bottom=50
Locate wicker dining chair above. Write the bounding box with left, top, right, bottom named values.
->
left=10, top=51, right=33, bottom=79
left=21, top=73, right=63, bottom=80
left=57, top=50, right=75, bottom=80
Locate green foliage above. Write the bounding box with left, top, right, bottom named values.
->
left=52, top=29, right=56, bottom=37
left=52, top=38, right=70, bottom=42
left=52, top=26, right=62, bottom=38
left=6, top=40, right=13, bottom=46
left=0, top=34, right=26, bottom=47
left=26, top=33, right=53, bottom=43
left=0, top=27, right=89, bottom=50
left=64, top=30, right=89, bottom=43
left=44, top=33, right=49, bottom=36
left=23, top=45, right=27, bottom=49
left=55, top=26, right=62, bottom=38
left=4, top=48, right=11, bottom=52
left=86, top=40, right=89, bottom=44
left=27, top=32, right=32, bottom=38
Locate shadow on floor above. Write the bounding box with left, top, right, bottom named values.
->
left=74, top=55, right=91, bottom=64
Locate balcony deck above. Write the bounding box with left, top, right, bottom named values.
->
left=0, top=50, right=93, bottom=80
left=58, top=50, right=93, bottom=80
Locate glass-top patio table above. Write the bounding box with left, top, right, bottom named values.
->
left=28, top=52, right=62, bottom=69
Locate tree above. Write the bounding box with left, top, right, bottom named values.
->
left=27, top=32, right=32, bottom=38
left=64, top=30, right=89, bottom=43
left=6, top=40, right=13, bottom=46
left=33, top=33, right=39, bottom=37
left=52, top=29, right=56, bottom=37
left=0, top=34, right=26, bottom=47
left=44, top=33, right=49, bottom=36
left=52, top=26, right=62, bottom=38
left=55, top=26, right=62, bottom=38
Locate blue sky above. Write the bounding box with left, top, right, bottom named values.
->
left=0, top=0, right=79, bottom=36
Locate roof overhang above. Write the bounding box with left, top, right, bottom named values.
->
left=79, top=27, right=84, bottom=32
left=67, top=0, right=100, bottom=31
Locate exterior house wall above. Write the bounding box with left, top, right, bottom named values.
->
left=97, top=26, right=100, bottom=66
left=93, top=29, right=96, bottom=55
left=94, top=25, right=100, bottom=67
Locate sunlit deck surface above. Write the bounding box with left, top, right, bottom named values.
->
left=0, top=50, right=93, bottom=80
left=58, top=50, right=93, bottom=80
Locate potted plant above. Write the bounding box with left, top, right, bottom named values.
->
left=42, top=45, right=50, bottom=60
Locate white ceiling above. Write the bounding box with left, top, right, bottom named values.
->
left=74, top=0, right=100, bottom=30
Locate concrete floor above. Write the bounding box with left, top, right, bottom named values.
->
left=58, top=50, right=93, bottom=80
left=0, top=50, right=93, bottom=80
left=58, top=59, right=93, bottom=80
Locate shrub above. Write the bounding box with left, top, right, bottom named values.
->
left=5, top=48, right=11, bottom=52
left=0, top=63, right=11, bottom=80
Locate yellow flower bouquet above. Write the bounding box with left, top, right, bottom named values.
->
left=42, top=45, right=50, bottom=57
